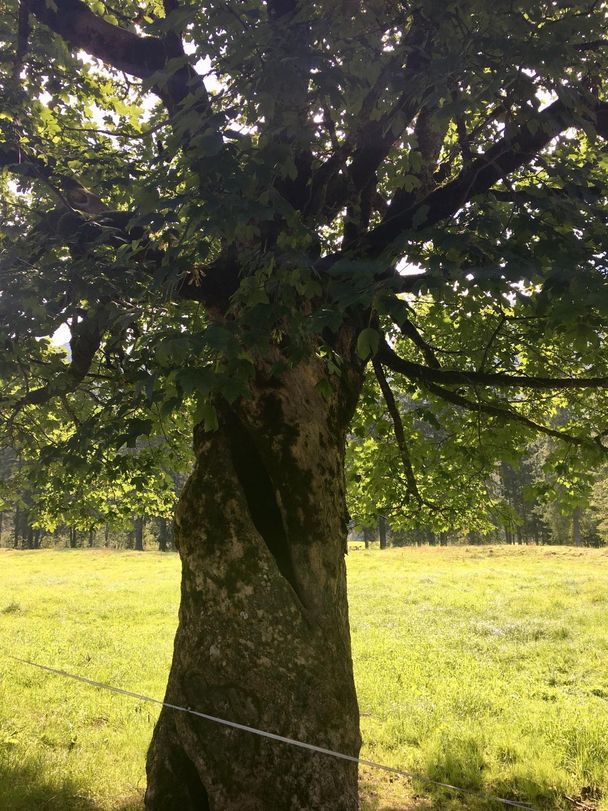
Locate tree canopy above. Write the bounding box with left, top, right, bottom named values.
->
left=2, top=0, right=608, bottom=501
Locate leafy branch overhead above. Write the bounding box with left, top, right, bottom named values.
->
left=2, top=0, right=608, bottom=496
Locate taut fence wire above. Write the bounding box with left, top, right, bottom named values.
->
left=4, top=651, right=538, bottom=810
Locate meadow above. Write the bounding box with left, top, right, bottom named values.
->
left=0, top=546, right=607, bottom=811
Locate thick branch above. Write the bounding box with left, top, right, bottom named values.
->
left=378, top=341, right=608, bottom=391
left=310, top=9, right=434, bottom=221
left=261, top=0, right=313, bottom=210
left=420, top=377, right=602, bottom=451
left=29, top=0, right=167, bottom=78
left=23, top=206, right=241, bottom=311
left=266, top=0, right=298, bottom=18
left=29, top=0, right=209, bottom=114
left=398, top=318, right=441, bottom=369
left=0, top=140, right=49, bottom=179
left=175, top=253, right=240, bottom=311
left=13, top=0, right=31, bottom=79
left=10, top=307, right=108, bottom=411
left=362, top=97, right=608, bottom=256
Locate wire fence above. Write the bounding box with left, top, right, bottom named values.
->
left=5, top=651, right=538, bottom=810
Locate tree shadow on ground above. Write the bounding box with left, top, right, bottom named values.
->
left=360, top=769, right=433, bottom=811
left=115, top=799, right=144, bottom=811
left=0, top=754, right=570, bottom=810
left=0, top=757, right=144, bottom=811
left=359, top=760, right=566, bottom=811
left=0, top=757, right=98, bottom=811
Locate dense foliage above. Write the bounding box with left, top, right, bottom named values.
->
left=2, top=1, right=608, bottom=520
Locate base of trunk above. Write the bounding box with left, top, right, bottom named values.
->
left=147, top=707, right=358, bottom=811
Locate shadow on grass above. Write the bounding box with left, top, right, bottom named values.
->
left=359, top=772, right=538, bottom=810
left=0, top=757, right=144, bottom=811
left=0, top=757, right=97, bottom=811
left=115, top=799, right=144, bottom=811
left=359, top=759, right=566, bottom=811
left=360, top=768, right=433, bottom=811
left=0, top=754, right=571, bottom=811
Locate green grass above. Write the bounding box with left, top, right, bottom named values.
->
left=1, top=546, right=607, bottom=810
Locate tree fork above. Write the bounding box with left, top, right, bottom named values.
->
left=146, top=355, right=363, bottom=810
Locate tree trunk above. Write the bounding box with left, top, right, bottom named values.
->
left=146, top=356, right=362, bottom=810
left=378, top=515, right=388, bottom=550
left=362, top=526, right=372, bottom=549
left=157, top=517, right=170, bottom=552
left=134, top=516, right=145, bottom=552
left=13, top=505, right=20, bottom=548
left=571, top=508, right=582, bottom=547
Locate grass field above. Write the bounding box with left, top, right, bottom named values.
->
left=1, top=546, right=607, bottom=811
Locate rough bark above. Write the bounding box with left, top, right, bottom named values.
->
left=146, top=353, right=363, bottom=810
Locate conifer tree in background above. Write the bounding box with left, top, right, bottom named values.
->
left=3, top=1, right=608, bottom=807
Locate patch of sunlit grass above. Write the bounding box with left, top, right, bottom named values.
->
left=1, top=546, right=607, bottom=810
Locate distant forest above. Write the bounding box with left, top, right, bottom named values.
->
left=3, top=438, right=607, bottom=550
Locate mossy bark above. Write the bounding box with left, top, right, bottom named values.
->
left=145, top=355, right=362, bottom=810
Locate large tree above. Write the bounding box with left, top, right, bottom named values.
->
left=3, top=1, right=608, bottom=807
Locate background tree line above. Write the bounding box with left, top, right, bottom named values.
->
left=350, top=454, right=608, bottom=549
left=347, top=378, right=608, bottom=548
left=4, top=429, right=608, bottom=550
left=0, top=438, right=183, bottom=550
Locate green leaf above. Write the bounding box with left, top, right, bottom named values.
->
left=411, top=205, right=430, bottom=230
left=316, top=379, right=333, bottom=400
left=402, top=174, right=422, bottom=193
left=195, top=399, right=219, bottom=432
left=356, top=328, right=380, bottom=360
